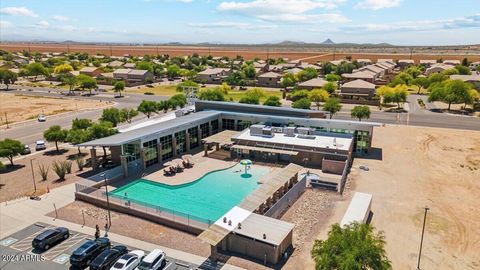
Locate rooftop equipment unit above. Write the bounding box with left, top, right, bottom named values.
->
left=284, top=126, right=296, bottom=137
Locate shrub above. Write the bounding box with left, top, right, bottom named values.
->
left=38, top=164, right=49, bottom=181
left=76, top=156, right=85, bottom=171
left=288, top=90, right=310, bottom=102
left=292, top=97, right=312, bottom=109
left=65, top=160, right=73, bottom=174
left=52, top=161, right=67, bottom=181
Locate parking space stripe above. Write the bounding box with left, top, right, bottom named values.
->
left=164, top=262, right=173, bottom=269
left=9, top=226, right=55, bottom=251
left=42, top=233, right=87, bottom=260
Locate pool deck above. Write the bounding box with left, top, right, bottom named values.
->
left=143, top=153, right=237, bottom=185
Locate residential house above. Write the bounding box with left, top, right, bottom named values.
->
left=425, top=63, right=453, bottom=76
left=108, top=60, right=124, bottom=68
left=297, top=77, right=328, bottom=90
left=443, top=60, right=461, bottom=66
left=285, top=67, right=303, bottom=75
left=419, top=60, right=437, bottom=67
left=124, top=63, right=136, bottom=69
left=356, top=59, right=372, bottom=66
left=196, top=68, right=230, bottom=83
left=342, top=70, right=377, bottom=83
left=79, top=67, right=102, bottom=77
left=254, top=62, right=269, bottom=72
left=128, top=69, right=153, bottom=83
left=113, top=68, right=132, bottom=81
left=257, top=72, right=283, bottom=87
left=450, top=74, right=480, bottom=89
left=340, top=79, right=377, bottom=99
left=398, top=59, right=415, bottom=69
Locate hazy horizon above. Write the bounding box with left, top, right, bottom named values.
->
left=1, top=0, right=479, bottom=46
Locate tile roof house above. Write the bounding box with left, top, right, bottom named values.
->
left=425, top=63, right=453, bottom=76
left=79, top=67, right=102, bottom=77
left=443, top=60, right=461, bottom=65
left=297, top=77, right=328, bottom=90
left=124, top=63, right=136, bottom=69
left=196, top=68, right=230, bottom=83
left=108, top=60, right=124, bottom=68
left=257, top=72, right=283, bottom=87
left=342, top=70, right=377, bottom=83
left=285, top=67, right=303, bottom=75
left=419, top=60, right=437, bottom=67
left=450, top=74, right=480, bottom=89
left=340, top=79, right=377, bottom=99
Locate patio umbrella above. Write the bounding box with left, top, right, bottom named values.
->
left=172, top=158, right=184, bottom=166
left=163, top=161, right=176, bottom=167
left=182, top=154, right=193, bottom=160
left=240, top=159, right=252, bottom=174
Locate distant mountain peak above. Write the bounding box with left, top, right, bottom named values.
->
left=321, top=38, right=335, bottom=45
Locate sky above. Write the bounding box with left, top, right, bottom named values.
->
left=0, top=0, right=479, bottom=45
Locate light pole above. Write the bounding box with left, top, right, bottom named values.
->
left=30, top=158, right=36, bottom=193
left=101, top=173, right=112, bottom=230
left=416, top=206, right=429, bottom=270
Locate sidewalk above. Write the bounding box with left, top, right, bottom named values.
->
left=0, top=182, right=244, bottom=270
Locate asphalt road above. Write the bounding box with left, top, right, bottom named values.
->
left=0, top=222, right=197, bottom=270
left=1, top=88, right=479, bottom=149
left=1, top=87, right=170, bottom=147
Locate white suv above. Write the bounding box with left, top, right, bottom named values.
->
left=135, top=249, right=166, bottom=270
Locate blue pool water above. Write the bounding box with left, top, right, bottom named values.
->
left=110, top=164, right=269, bottom=223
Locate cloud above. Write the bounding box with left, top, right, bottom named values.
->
left=176, top=0, right=194, bottom=2
left=35, top=21, right=50, bottom=28
left=188, top=21, right=277, bottom=30
left=354, top=0, right=401, bottom=10
left=341, top=14, right=480, bottom=32
left=0, top=6, right=38, bottom=17
left=0, top=20, right=13, bottom=29
left=217, top=0, right=347, bottom=23
left=53, top=15, right=69, bottom=21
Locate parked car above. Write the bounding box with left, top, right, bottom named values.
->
left=110, top=250, right=145, bottom=270
left=90, top=245, right=128, bottom=270
left=35, top=140, right=46, bottom=151
left=37, top=114, right=46, bottom=122
left=135, top=249, right=166, bottom=270
left=70, top=238, right=111, bottom=268
left=22, top=145, right=31, bottom=155
left=31, top=227, right=69, bottom=251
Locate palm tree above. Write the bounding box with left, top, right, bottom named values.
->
left=311, top=222, right=391, bottom=270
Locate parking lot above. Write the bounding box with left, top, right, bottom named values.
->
left=0, top=223, right=198, bottom=270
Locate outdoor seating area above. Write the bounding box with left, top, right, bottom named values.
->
left=163, top=155, right=195, bottom=177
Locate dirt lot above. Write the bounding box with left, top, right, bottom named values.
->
left=0, top=92, right=112, bottom=126
left=286, top=125, right=480, bottom=270
left=0, top=147, right=97, bottom=202
left=2, top=43, right=479, bottom=63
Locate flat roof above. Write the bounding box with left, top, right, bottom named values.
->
left=235, top=129, right=353, bottom=151
left=202, top=130, right=239, bottom=145
left=231, top=145, right=299, bottom=156
left=340, top=192, right=372, bottom=227
left=80, top=110, right=220, bottom=147
left=232, top=213, right=294, bottom=246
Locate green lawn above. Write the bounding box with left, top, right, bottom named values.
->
left=225, top=89, right=282, bottom=103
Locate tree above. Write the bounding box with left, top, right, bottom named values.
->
left=72, top=118, right=93, bottom=130
left=169, top=94, right=187, bottom=109
left=263, top=96, right=281, bottom=106
left=351, top=105, right=371, bottom=121
left=389, top=72, right=413, bottom=86
left=43, top=125, right=68, bottom=151
left=309, top=89, right=330, bottom=110
left=311, top=223, right=391, bottom=270
left=62, top=73, right=78, bottom=94
left=322, top=82, right=337, bottom=95
left=454, top=65, right=471, bottom=75
left=136, top=61, right=154, bottom=72
left=404, top=66, right=422, bottom=78
left=120, top=108, right=138, bottom=123
left=137, top=100, right=158, bottom=118
left=292, top=97, right=311, bottom=109
left=53, top=63, right=73, bottom=75
left=411, top=77, right=430, bottom=94
left=242, top=63, right=256, bottom=79
left=24, top=62, right=48, bottom=81
left=239, top=88, right=266, bottom=105
left=166, top=64, right=180, bottom=78
left=325, top=74, right=341, bottom=82
left=297, top=67, right=318, bottom=82
left=428, top=79, right=472, bottom=110
left=198, top=88, right=225, bottom=101
left=383, top=85, right=409, bottom=109
left=88, top=121, right=118, bottom=158
left=0, top=139, right=23, bottom=165
left=77, top=74, right=97, bottom=95
left=224, top=71, right=246, bottom=86
left=280, top=73, right=297, bottom=99
left=0, top=69, right=18, bottom=90
left=288, top=90, right=310, bottom=102
left=428, top=72, right=448, bottom=84
left=100, top=107, right=122, bottom=127
left=113, top=81, right=125, bottom=97
left=66, top=128, right=91, bottom=154
left=323, top=98, right=342, bottom=119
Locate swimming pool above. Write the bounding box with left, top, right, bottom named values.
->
left=110, top=164, right=269, bottom=223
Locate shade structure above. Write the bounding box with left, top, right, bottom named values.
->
left=240, top=159, right=253, bottom=166
left=182, top=154, right=193, bottom=160
left=172, top=158, right=184, bottom=165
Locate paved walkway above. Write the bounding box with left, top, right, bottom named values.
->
left=0, top=182, right=244, bottom=270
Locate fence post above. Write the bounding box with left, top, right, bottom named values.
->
left=53, top=203, right=58, bottom=220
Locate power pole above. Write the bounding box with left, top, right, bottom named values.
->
left=109, top=45, right=113, bottom=57
left=410, top=47, right=413, bottom=60
left=416, top=206, right=429, bottom=270
left=333, top=47, right=336, bottom=60
left=30, top=159, right=37, bottom=192
left=4, top=112, right=9, bottom=129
